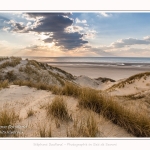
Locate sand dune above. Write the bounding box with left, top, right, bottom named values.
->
left=0, top=57, right=150, bottom=137
left=0, top=85, right=133, bottom=137
left=74, top=75, right=115, bottom=90
left=106, top=72, right=150, bottom=96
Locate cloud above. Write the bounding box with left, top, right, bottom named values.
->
left=111, top=37, right=150, bottom=48
left=7, top=20, right=29, bottom=33
left=12, top=23, right=26, bottom=32
left=99, top=12, right=112, bottom=17
left=44, top=31, right=88, bottom=49
left=2, top=26, right=11, bottom=32
left=24, top=13, right=71, bottom=20
left=84, top=30, right=97, bottom=39
left=25, top=45, right=39, bottom=51
left=143, top=36, right=150, bottom=41
left=82, top=36, right=150, bottom=57
left=75, top=18, right=87, bottom=24
left=83, top=45, right=115, bottom=56
left=28, top=13, right=73, bottom=33
left=111, top=47, right=150, bottom=57
left=65, top=26, right=83, bottom=33
left=7, top=13, right=88, bottom=50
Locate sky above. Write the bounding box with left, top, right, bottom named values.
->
left=1, top=12, right=150, bottom=57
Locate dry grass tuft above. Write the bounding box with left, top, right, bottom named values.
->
left=39, top=126, right=46, bottom=137
left=0, top=109, right=18, bottom=137
left=27, top=60, right=41, bottom=70
left=78, top=88, right=102, bottom=113
left=52, top=67, right=74, bottom=80
left=0, top=57, right=21, bottom=70
left=48, top=70, right=65, bottom=86
left=0, top=57, right=9, bottom=61
left=5, top=71, right=16, bottom=82
left=67, top=115, right=99, bottom=137
left=0, top=80, right=9, bottom=89
left=46, top=96, right=71, bottom=121
left=107, top=72, right=150, bottom=91
left=13, top=80, right=63, bottom=94
left=78, top=91, right=150, bottom=137
left=27, top=108, right=34, bottom=117
left=61, top=82, right=80, bottom=97
left=38, top=124, right=52, bottom=137
left=24, top=65, right=38, bottom=75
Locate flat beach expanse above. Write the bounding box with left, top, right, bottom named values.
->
left=48, top=63, right=150, bottom=80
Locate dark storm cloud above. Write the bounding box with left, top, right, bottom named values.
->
left=7, top=20, right=28, bottom=33
left=13, top=22, right=26, bottom=32
left=33, top=15, right=73, bottom=32
left=44, top=31, right=88, bottom=49
left=24, top=13, right=73, bottom=33
left=25, top=13, right=71, bottom=19
left=24, top=13, right=71, bottom=19
left=44, top=38, right=54, bottom=43
left=10, top=13, right=88, bottom=50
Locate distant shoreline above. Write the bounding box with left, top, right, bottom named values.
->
left=48, top=63, right=150, bottom=81
left=47, top=62, right=150, bottom=67
left=23, top=57, right=150, bottom=80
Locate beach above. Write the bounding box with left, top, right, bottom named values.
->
left=48, top=63, right=150, bottom=80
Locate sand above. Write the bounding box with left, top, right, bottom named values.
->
left=0, top=58, right=149, bottom=137
left=50, top=64, right=150, bottom=81
left=0, top=85, right=133, bottom=137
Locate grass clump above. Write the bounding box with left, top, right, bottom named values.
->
left=0, top=80, right=9, bottom=89
left=0, top=57, right=21, bottom=70
left=78, top=91, right=150, bottom=137
left=102, top=97, right=150, bottom=137
left=52, top=67, right=74, bottom=80
left=46, top=96, right=71, bottom=121
left=0, top=57, right=9, bottom=61
left=13, top=80, right=61, bottom=94
left=107, top=72, right=150, bottom=91
left=27, top=60, right=41, bottom=70
left=78, top=88, right=102, bottom=113
left=13, top=80, right=79, bottom=96
left=5, top=71, right=16, bottom=82
left=39, top=126, right=46, bottom=137
left=27, top=108, right=34, bottom=117
left=61, top=82, right=80, bottom=97
left=24, top=65, right=38, bottom=75
left=48, top=71, right=65, bottom=86
left=67, top=115, right=99, bottom=137
left=38, top=124, right=52, bottom=137
left=13, top=80, right=49, bottom=90
left=0, top=109, right=18, bottom=137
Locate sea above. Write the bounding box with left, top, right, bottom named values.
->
left=24, top=57, right=150, bottom=68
